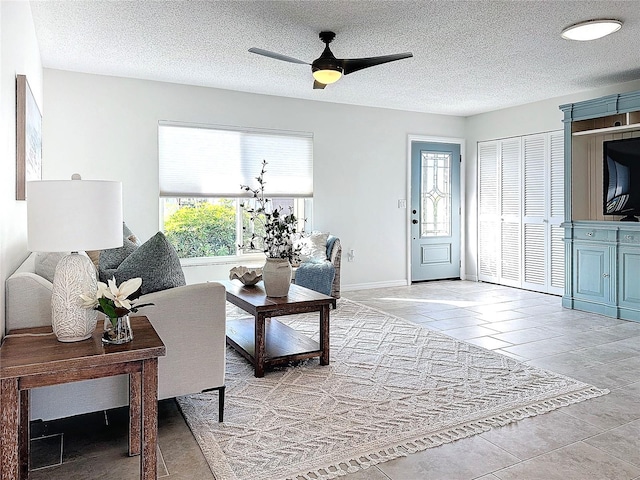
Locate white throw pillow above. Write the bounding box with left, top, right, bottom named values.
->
left=295, top=232, right=329, bottom=263
left=34, top=251, right=69, bottom=283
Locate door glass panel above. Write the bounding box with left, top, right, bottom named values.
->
left=421, top=151, right=451, bottom=237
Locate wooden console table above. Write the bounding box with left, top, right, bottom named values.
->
left=0, top=316, right=166, bottom=480
left=223, top=281, right=336, bottom=377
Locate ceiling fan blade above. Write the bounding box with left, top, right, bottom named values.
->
left=248, top=47, right=309, bottom=65
left=340, top=53, right=413, bottom=75
left=313, top=80, right=327, bottom=89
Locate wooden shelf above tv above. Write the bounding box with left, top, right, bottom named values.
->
left=573, top=122, right=640, bottom=137
left=572, top=111, right=640, bottom=137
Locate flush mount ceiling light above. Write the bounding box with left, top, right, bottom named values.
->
left=561, top=19, right=622, bottom=41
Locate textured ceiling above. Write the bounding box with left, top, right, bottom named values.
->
left=29, top=0, right=640, bottom=116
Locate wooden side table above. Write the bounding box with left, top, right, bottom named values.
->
left=0, top=316, right=166, bottom=480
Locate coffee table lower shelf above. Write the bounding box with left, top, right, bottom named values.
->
left=226, top=317, right=323, bottom=370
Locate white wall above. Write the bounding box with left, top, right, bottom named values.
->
left=42, top=69, right=640, bottom=289
left=42, top=69, right=466, bottom=289
left=6, top=15, right=640, bottom=304
left=464, top=78, right=640, bottom=280
left=0, top=1, right=43, bottom=337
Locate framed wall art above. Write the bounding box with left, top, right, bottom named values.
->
left=16, top=74, right=42, bottom=200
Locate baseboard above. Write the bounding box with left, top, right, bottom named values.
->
left=342, top=277, right=482, bottom=292
left=342, top=280, right=409, bottom=292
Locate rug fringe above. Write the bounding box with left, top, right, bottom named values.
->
left=287, top=386, right=608, bottom=480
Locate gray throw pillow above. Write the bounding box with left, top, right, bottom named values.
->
left=112, top=231, right=186, bottom=295
left=98, top=235, right=139, bottom=281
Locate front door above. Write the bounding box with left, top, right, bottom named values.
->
left=411, top=141, right=461, bottom=281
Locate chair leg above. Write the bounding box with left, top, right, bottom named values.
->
left=201, top=385, right=225, bottom=423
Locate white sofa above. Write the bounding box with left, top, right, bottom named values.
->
left=5, top=253, right=226, bottom=421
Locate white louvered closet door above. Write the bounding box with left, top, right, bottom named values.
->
left=521, top=131, right=565, bottom=294
left=522, top=134, right=547, bottom=291
left=548, top=131, right=565, bottom=295
left=478, top=142, right=499, bottom=283
left=500, top=138, right=522, bottom=287
left=478, top=131, right=564, bottom=294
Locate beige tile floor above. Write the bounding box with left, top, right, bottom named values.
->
left=29, top=280, right=640, bottom=479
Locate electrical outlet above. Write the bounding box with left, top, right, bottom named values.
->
left=347, top=249, right=355, bottom=262
left=398, top=199, right=407, bottom=209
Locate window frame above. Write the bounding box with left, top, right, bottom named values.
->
left=158, top=122, right=313, bottom=265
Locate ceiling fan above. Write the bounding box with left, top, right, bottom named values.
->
left=249, top=31, right=413, bottom=89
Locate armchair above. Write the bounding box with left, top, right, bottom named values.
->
left=293, top=235, right=341, bottom=298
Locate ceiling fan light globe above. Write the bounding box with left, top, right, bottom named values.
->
left=312, top=69, right=342, bottom=85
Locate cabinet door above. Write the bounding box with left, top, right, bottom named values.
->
left=573, top=243, right=611, bottom=303
left=618, top=246, right=640, bottom=310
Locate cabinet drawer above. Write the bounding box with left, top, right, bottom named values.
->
left=572, top=227, right=615, bottom=242
left=619, top=230, right=640, bottom=245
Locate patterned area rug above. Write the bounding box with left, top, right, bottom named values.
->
left=177, top=299, right=608, bottom=480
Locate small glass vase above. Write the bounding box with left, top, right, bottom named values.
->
left=102, top=314, right=134, bottom=345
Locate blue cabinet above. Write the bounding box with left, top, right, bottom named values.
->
left=563, top=222, right=640, bottom=321
left=560, top=90, right=640, bottom=323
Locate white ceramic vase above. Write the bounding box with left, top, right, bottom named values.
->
left=262, top=258, right=292, bottom=297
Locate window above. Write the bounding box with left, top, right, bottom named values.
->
left=421, top=151, right=451, bottom=237
left=159, top=123, right=313, bottom=261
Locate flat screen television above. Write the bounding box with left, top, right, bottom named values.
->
left=603, top=137, right=640, bottom=221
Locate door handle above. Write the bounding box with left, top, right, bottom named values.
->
left=412, top=219, right=418, bottom=224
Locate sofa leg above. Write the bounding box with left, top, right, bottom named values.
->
left=218, top=386, right=225, bottom=423
left=202, top=385, right=225, bottom=423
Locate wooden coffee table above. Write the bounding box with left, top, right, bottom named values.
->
left=222, top=281, right=336, bottom=377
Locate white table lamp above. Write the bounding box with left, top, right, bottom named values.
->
left=27, top=175, right=123, bottom=342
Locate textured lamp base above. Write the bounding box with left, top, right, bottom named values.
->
left=51, top=253, right=98, bottom=342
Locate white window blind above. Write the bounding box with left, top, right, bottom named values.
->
left=159, top=122, right=313, bottom=198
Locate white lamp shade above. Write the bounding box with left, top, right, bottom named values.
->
left=27, top=179, right=124, bottom=252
